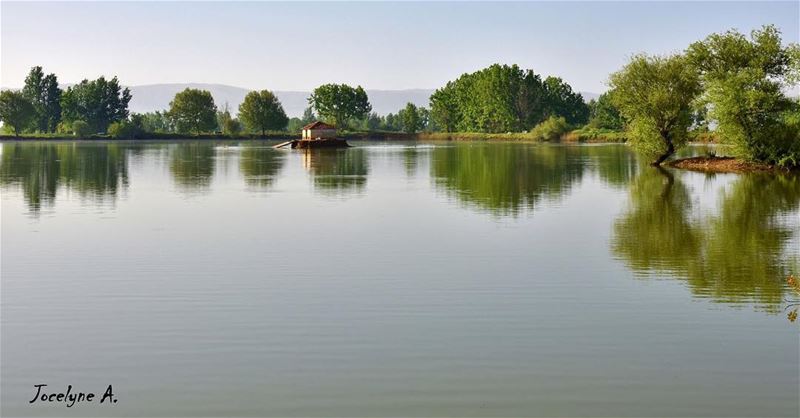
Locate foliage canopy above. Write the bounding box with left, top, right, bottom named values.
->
left=610, top=54, right=702, bottom=165
left=168, top=88, right=218, bottom=134
left=238, top=90, right=289, bottom=135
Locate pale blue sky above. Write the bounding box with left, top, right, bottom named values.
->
left=2, top=1, right=798, bottom=93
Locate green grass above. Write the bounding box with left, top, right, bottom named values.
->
left=416, top=132, right=540, bottom=141
left=564, top=127, right=627, bottom=143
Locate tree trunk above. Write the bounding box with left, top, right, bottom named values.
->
left=651, top=133, right=675, bottom=166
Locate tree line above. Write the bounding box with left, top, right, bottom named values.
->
left=1, top=24, right=798, bottom=167
left=0, top=68, right=588, bottom=138
left=429, top=64, right=590, bottom=133
left=608, top=24, right=799, bottom=167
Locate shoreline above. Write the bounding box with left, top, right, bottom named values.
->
left=0, top=129, right=716, bottom=144
left=1, top=136, right=795, bottom=173
left=667, top=156, right=797, bottom=174
left=0, top=131, right=619, bottom=143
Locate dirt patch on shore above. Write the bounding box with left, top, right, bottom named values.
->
left=667, top=156, right=780, bottom=173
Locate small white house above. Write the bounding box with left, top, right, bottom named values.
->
left=302, top=121, right=337, bottom=140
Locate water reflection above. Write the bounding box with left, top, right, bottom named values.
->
left=584, top=144, right=639, bottom=188
left=169, top=142, right=216, bottom=190
left=0, top=142, right=128, bottom=212
left=301, top=148, right=369, bottom=196
left=430, top=143, right=586, bottom=216
left=239, top=146, right=285, bottom=189
left=612, top=168, right=800, bottom=311
left=402, top=146, right=422, bottom=177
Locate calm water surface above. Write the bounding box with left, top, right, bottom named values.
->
left=1, top=140, right=798, bottom=417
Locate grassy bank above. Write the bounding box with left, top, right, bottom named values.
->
left=419, top=128, right=630, bottom=143
left=0, top=129, right=716, bottom=144
left=667, top=156, right=798, bottom=173
left=0, top=131, right=294, bottom=141
left=415, top=132, right=540, bottom=141
left=563, top=127, right=627, bottom=143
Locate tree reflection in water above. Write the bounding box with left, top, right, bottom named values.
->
left=301, top=148, right=369, bottom=197
left=169, top=142, right=216, bottom=191
left=430, top=143, right=586, bottom=216
left=0, top=142, right=129, bottom=212
left=613, top=167, right=800, bottom=312
left=239, top=146, right=285, bottom=189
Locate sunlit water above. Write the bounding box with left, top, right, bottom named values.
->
left=1, top=140, right=798, bottom=417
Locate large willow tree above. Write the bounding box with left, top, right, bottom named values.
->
left=687, top=25, right=800, bottom=167
left=609, top=54, right=701, bottom=166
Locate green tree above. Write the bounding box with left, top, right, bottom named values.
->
left=238, top=90, right=288, bottom=136
left=70, top=120, right=91, bottom=138
left=530, top=116, right=570, bottom=141
left=61, top=76, right=131, bottom=133
left=108, top=120, right=141, bottom=139
left=22, top=66, right=62, bottom=133
left=687, top=25, right=800, bottom=166
left=365, top=112, right=382, bottom=131
left=134, top=111, right=173, bottom=133
left=454, top=64, right=546, bottom=132
left=224, top=118, right=242, bottom=136
left=542, top=76, right=590, bottom=125
left=417, top=107, right=431, bottom=131
left=399, top=102, right=421, bottom=133
left=301, top=106, right=316, bottom=124
left=286, top=118, right=304, bottom=133
left=429, top=82, right=460, bottom=132
left=168, top=88, right=218, bottom=134
left=610, top=54, right=702, bottom=165
left=308, top=84, right=371, bottom=129
left=0, top=90, right=36, bottom=136
left=216, top=103, right=243, bottom=136
left=588, top=92, right=624, bottom=130
left=429, top=64, right=589, bottom=133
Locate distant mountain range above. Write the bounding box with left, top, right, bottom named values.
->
left=126, top=83, right=602, bottom=117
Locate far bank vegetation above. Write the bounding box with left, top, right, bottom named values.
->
left=1, top=25, right=798, bottom=169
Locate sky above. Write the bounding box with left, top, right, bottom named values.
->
left=2, top=1, right=798, bottom=93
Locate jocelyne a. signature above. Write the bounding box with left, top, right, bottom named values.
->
left=29, top=384, right=117, bottom=407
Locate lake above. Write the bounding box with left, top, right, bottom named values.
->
left=1, top=140, right=798, bottom=417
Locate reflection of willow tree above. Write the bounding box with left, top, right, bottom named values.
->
left=302, top=149, right=368, bottom=196
left=169, top=143, right=216, bottom=190
left=430, top=144, right=585, bottom=215
left=613, top=168, right=800, bottom=311
left=239, top=147, right=285, bottom=188
left=582, top=145, right=639, bottom=188
left=0, top=143, right=129, bottom=212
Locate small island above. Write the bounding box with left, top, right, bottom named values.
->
left=274, top=121, right=350, bottom=149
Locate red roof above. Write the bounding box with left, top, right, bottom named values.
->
left=302, top=121, right=335, bottom=130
